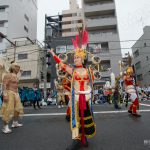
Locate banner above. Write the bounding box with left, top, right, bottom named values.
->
left=56, top=45, right=66, bottom=54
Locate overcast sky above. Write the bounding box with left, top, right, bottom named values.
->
left=37, top=0, right=150, bottom=55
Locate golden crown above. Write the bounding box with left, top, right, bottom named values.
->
left=75, top=48, right=86, bottom=60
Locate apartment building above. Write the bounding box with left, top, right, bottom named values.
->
left=82, top=0, right=122, bottom=81
left=0, top=0, right=37, bottom=54
left=6, top=38, right=44, bottom=88
left=62, top=0, right=83, bottom=37
left=132, top=26, right=150, bottom=87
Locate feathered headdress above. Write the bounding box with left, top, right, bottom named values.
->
left=72, top=24, right=88, bottom=60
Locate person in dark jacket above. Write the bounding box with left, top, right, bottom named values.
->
left=113, top=87, right=121, bottom=109
left=33, top=84, right=41, bottom=109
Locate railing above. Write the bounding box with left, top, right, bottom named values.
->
left=85, top=2, right=115, bottom=11
left=89, top=32, right=117, bottom=39
left=85, top=1, right=113, bottom=6
left=86, top=17, right=117, bottom=26
left=87, top=16, right=115, bottom=21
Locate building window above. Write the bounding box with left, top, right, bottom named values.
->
left=78, top=13, right=82, bottom=17
left=146, top=56, right=149, bottom=61
left=24, top=25, right=28, bottom=33
left=101, top=42, right=109, bottom=53
left=0, top=22, right=4, bottom=27
left=101, top=60, right=111, bottom=71
left=21, top=71, right=31, bottom=77
left=18, top=53, right=28, bottom=60
left=133, top=49, right=139, bottom=58
left=88, top=44, right=101, bottom=54
left=137, top=74, right=143, bottom=81
left=135, top=61, right=141, bottom=70
left=0, top=7, right=5, bottom=12
left=66, top=45, right=74, bottom=52
left=24, top=14, right=29, bottom=22
left=144, top=42, right=147, bottom=47
left=88, top=43, right=109, bottom=54
left=72, top=13, right=77, bottom=17
left=0, top=37, right=3, bottom=43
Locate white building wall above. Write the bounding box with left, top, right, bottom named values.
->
left=132, top=26, right=150, bottom=86
left=0, top=0, right=37, bottom=52
left=62, top=0, right=83, bottom=37
left=6, top=39, right=43, bottom=87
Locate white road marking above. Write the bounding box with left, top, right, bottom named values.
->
left=1, top=103, right=150, bottom=117
left=139, top=103, right=150, bottom=107
left=4, top=109, right=148, bottom=117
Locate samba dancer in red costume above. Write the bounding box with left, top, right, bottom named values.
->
left=123, top=61, right=141, bottom=117
left=49, top=28, right=96, bottom=150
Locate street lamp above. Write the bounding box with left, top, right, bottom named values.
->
left=0, top=32, right=16, bottom=61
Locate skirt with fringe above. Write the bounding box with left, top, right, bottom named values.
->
left=1, top=90, right=24, bottom=123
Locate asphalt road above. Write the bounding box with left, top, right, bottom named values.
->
left=0, top=102, right=150, bottom=150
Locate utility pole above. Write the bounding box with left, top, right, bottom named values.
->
left=43, top=15, right=47, bottom=100
left=14, top=41, right=16, bottom=61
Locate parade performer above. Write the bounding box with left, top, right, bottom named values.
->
left=33, top=84, right=42, bottom=109
left=62, top=74, right=71, bottom=122
left=49, top=27, right=97, bottom=150
left=55, top=79, right=65, bottom=108
left=113, top=76, right=122, bottom=109
left=1, top=61, right=23, bottom=133
left=123, top=54, right=141, bottom=117
left=104, top=81, right=113, bottom=104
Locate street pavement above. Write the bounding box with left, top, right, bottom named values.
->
left=0, top=102, right=150, bottom=150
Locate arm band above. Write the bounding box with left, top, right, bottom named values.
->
left=54, top=55, right=61, bottom=64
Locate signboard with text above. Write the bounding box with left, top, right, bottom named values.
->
left=56, top=45, right=66, bottom=54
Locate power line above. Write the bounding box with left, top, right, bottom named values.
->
left=4, top=47, right=150, bottom=60
left=0, top=37, right=150, bottom=53
left=0, top=40, right=150, bottom=60
left=45, top=38, right=150, bottom=43
left=7, top=44, right=150, bottom=56
left=4, top=48, right=44, bottom=58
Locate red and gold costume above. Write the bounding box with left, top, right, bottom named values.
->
left=50, top=28, right=96, bottom=150
left=62, top=76, right=71, bottom=120
left=55, top=80, right=65, bottom=108
left=123, top=67, right=140, bottom=116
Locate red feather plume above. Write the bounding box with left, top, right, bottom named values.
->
left=82, top=30, right=88, bottom=46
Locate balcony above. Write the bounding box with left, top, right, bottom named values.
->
left=88, top=43, right=110, bottom=54
left=86, top=17, right=117, bottom=29
left=84, top=3, right=115, bottom=16
left=0, top=26, right=7, bottom=35
left=62, top=23, right=82, bottom=30
left=84, top=0, right=113, bottom=3
left=62, top=31, right=78, bottom=37
left=88, top=31, right=118, bottom=42
left=0, top=12, right=8, bottom=21
left=62, top=16, right=82, bottom=22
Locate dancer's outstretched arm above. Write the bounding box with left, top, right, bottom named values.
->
left=48, top=49, right=73, bottom=75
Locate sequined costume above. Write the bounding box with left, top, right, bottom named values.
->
left=124, top=66, right=140, bottom=117
left=1, top=62, right=23, bottom=133
left=49, top=28, right=97, bottom=150
left=55, top=80, right=65, bottom=108
left=124, top=73, right=140, bottom=116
